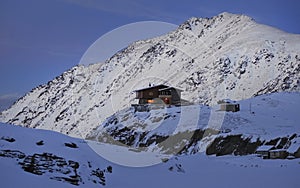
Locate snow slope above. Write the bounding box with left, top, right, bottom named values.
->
left=1, top=12, right=300, bottom=138
left=1, top=121, right=300, bottom=188
left=87, top=92, right=300, bottom=158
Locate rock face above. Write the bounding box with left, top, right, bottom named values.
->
left=1, top=151, right=111, bottom=186
left=205, top=134, right=300, bottom=159
left=206, top=135, right=262, bottom=156
left=0, top=12, right=300, bottom=138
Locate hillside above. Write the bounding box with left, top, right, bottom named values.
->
left=0, top=12, right=300, bottom=138
left=1, top=92, right=300, bottom=187
left=87, top=92, right=300, bottom=161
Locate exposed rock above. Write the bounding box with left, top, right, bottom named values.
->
left=36, top=140, right=44, bottom=146
left=0, top=150, right=111, bottom=186
left=64, top=142, right=78, bottom=148
left=206, top=135, right=262, bottom=156
left=1, top=136, right=16, bottom=143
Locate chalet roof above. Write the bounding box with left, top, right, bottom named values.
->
left=256, top=145, right=274, bottom=151
left=217, top=99, right=237, bottom=104
left=133, top=84, right=183, bottom=92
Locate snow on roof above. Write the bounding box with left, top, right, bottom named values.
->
left=287, top=138, right=300, bottom=153
left=218, top=99, right=237, bottom=104
left=269, top=149, right=288, bottom=152
left=287, top=144, right=300, bottom=153
left=133, top=84, right=183, bottom=92
left=256, top=145, right=274, bottom=151
left=133, top=84, right=168, bottom=92
left=158, top=87, right=183, bottom=91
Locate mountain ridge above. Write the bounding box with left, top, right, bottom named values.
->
left=0, top=12, right=299, bottom=138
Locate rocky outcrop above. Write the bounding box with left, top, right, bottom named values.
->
left=206, top=135, right=262, bottom=156
left=206, top=134, right=300, bottom=159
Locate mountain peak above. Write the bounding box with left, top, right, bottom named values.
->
left=179, top=12, right=254, bottom=32
left=1, top=13, right=299, bottom=138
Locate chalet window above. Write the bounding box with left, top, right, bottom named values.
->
left=147, top=99, right=154, bottom=103
left=159, top=91, right=171, bottom=95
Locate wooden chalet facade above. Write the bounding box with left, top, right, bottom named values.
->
left=133, top=84, right=183, bottom=106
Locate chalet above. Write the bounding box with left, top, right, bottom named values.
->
left=133, top=84, right=183, bottom=106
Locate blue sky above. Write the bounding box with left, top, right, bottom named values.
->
left=0, top=0, right=299, bottom=110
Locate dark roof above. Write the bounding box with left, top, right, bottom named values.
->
left=133, top=84, right=183, bottom=92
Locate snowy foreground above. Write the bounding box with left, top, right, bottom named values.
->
left=0, top=123, right=299, bottom=188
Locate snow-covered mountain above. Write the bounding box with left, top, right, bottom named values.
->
left=1, top=92, right=300, bottom=187
left=0, top=12, right=300, bottom=138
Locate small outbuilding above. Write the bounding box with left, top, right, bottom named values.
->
left=269, top=149, right=288, bottom=159
left=256, top=145, right=274, bottom=159
left=218, top=99, right=240, bottom=112
left=256, top=146, right=289, bottom=159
